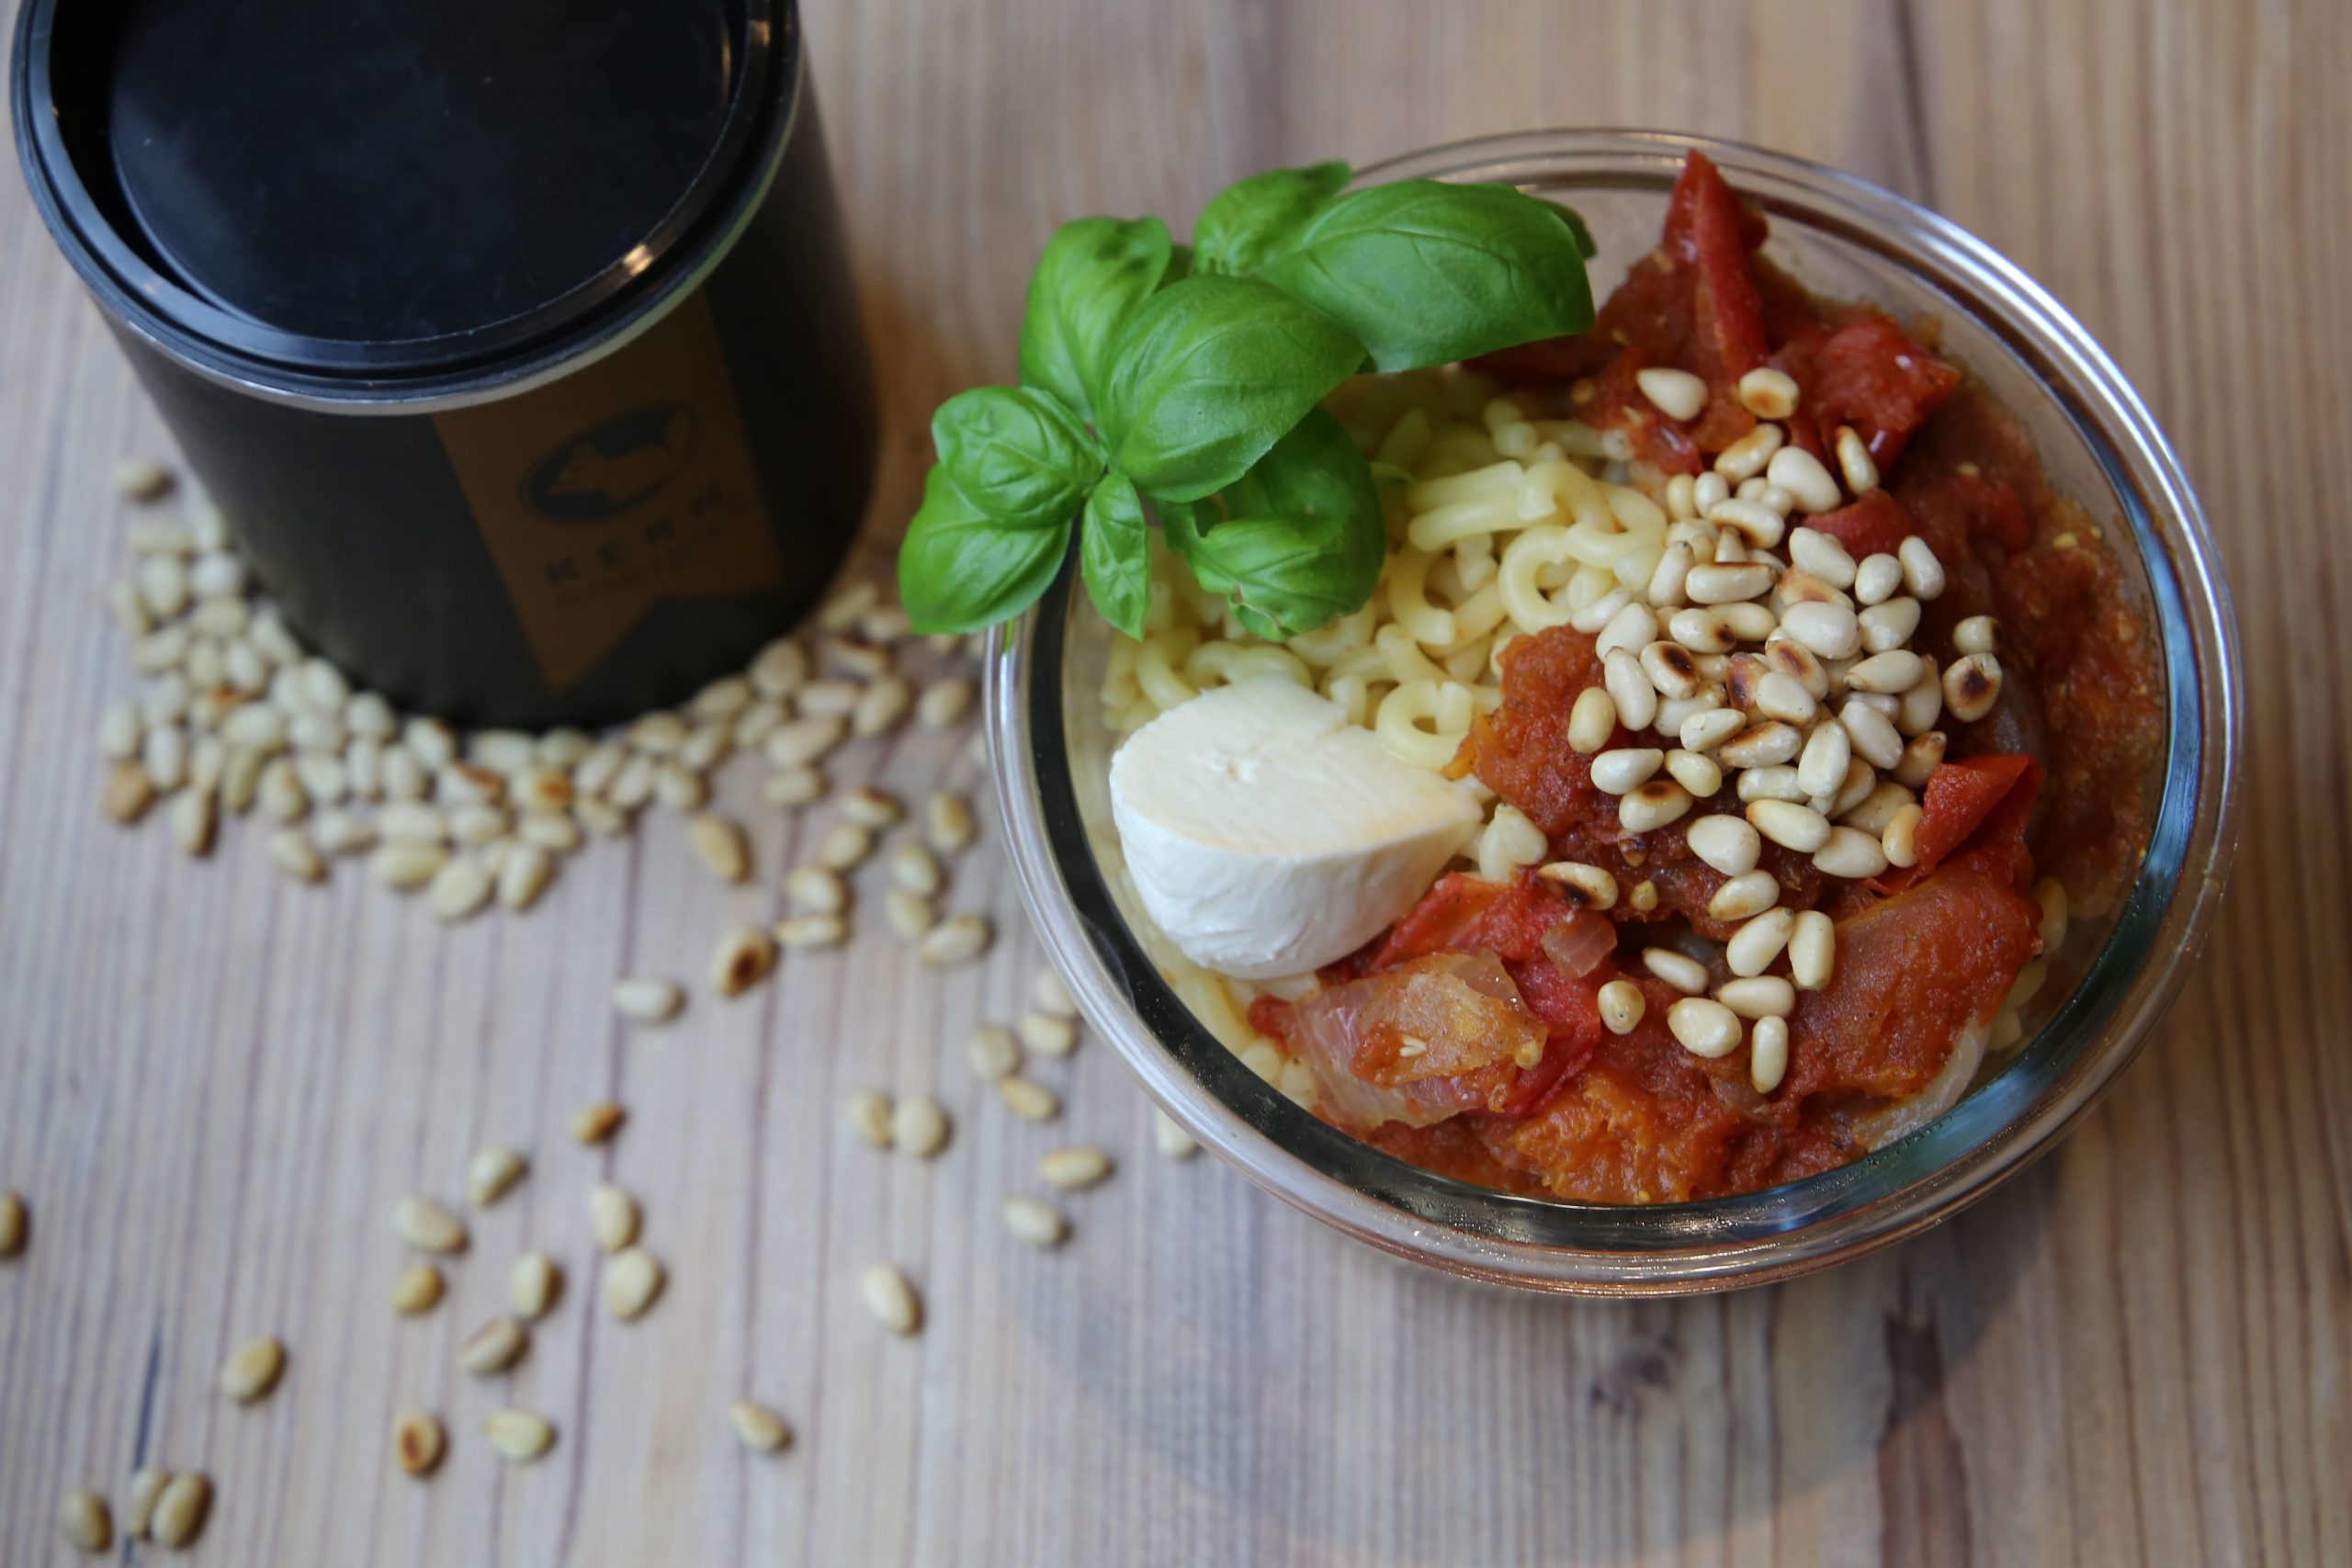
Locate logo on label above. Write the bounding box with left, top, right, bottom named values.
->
left=433, top=291, right=786, bottom=694
left=522, top=403, right=701, bottom=521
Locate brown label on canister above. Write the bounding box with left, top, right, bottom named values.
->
left=434, top=290, right=784, bottom=693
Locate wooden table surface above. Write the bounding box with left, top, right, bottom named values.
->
left=4, top=2, right=2346, bottom=1563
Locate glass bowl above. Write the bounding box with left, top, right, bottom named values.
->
left=984, top=130, right=2240, bottom=1294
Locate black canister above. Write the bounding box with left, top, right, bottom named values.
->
left=12, top=0, right=876, bottom=728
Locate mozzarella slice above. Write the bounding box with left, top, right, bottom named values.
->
left=1109, top=678, right=1483, bottom=980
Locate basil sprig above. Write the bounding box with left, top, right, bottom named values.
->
left=899, top=161, right=1596, bottom=642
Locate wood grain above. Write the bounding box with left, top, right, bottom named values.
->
left=3, top=1, right=2346, bottom=1562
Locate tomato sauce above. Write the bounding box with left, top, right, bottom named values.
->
left=1893, top=393, right=2162, bottom=903
left=1279, top=151, right=2162, bottom=1202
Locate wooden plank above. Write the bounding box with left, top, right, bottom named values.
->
left=1, top=0, right=2345, bottom=1562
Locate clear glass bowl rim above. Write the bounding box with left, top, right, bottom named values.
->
left=985, top=128, right=2243, bottom=1295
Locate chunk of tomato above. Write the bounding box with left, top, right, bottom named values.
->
left=1502, top=956, right=1607, bottom=1098
left=1874, top=754, right=2041, bottom=894
left=1789, top=865, right=2041, bottom=1101
left=1456, top=626, right=1619, bottom=837
left=1660, top=149, right=1770, bottom=387
left=1801, top=314, right=1961, bottom=467
left=1806, top=488, right=1912, bottom=560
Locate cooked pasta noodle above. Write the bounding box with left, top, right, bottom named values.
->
left=1521, top=454, right=1611, bottom=531
left=1104, top=631, right=1141, bottom=701
left=1136, top=630, right=1199, bottom=714
left=1163, top=949, right=1289, bottom=1066
left=1383, top=546, right=1457, bottom=646
left=1419, top=423, right=1503, bottom=478
left=1607, top=483, right=1668, bottom=534
left=1286, top=602, right=1380, bottom=669
left=1492, top=420, right=1540, bottom=459
left=1323, top=671, right=1376, bottom=726
left=1481, top=396, right=1524, bottom=432
left=1531, top=418, right=1612, bottom=458
left=1407, top=491, right=1523, bottom=552
left=1428, top=581, right=1509, bottom=656
left=1498, top=525, right=1579, bottom=630
left=1183, top=639, right=1313, bottom=691
left=1487, top=629, right=1519, bottom=678
left=1374, top=679, right=1476, bottom=771
left=1453, top=533, right=1498, bottom=592
left=1323, top=642, right=1393, bottom=684
left=1405, top=459, right=1522, bottom=513
left=1375, top=623, right=1452, bottom=686
left=1441, top=641, right=1489, bottom=684
left=1375, top=405, right=1432, bottom=469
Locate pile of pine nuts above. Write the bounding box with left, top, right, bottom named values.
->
left=94, top=466, right=989, bottom=953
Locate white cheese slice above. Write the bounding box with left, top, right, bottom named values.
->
left=1109, top=678, right=1483, bottom=980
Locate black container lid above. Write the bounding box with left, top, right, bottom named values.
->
left=15, top=0, right=785, bottom=384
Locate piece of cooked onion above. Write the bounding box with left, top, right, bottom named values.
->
left=1540, top=908, right=1617, bottom=977
left=1288, top=952, right=1546, bottom=1133
left=1853, top=1018, right=1990, bottom=1150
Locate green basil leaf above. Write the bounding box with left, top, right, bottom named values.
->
left=1260, top=180, right=1595, bottom=371
left=1159, top=408, right=1383, bottom=640
left=1193, top=160, right=1351, bottom=276
left=1079, top=472, right=1151, bottom=639
left=1539, top=197, right=1599, bottom=260
left=1017, top=215, right=1175, bottom=422
left=898, top=465, right=1072, bottom=636
left=1098, top=275, right=1365, bottom=504
left=930, top=385, right=1102, bottom=522
left=1157, top=493, right=1212, bottom=559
